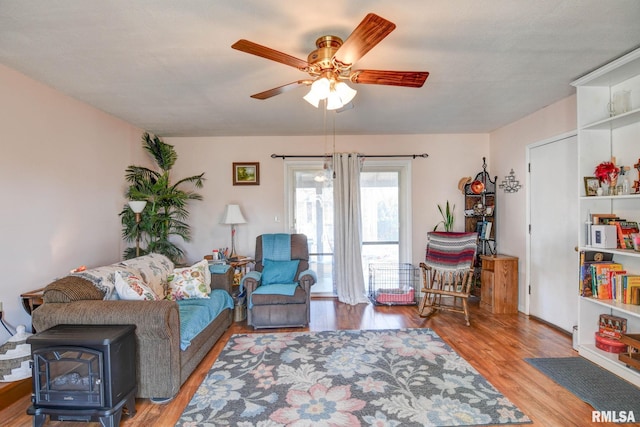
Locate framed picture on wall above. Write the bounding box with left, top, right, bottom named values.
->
left=584, top=176, right=599, bottom=197
left=233, top=162, right=260, bottom=185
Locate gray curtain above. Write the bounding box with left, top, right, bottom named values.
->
left=332, top=153, right=368, bottom=305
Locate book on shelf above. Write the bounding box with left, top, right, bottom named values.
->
left=614, top=221, right=640, bottom=249
left=591, top=213, right=620, bottom=225
left=583, top=266, right=640, bottom=305
left=482, top=221, right=492, bottom=240
left=578, top=250, right=614, bottom=297
left=591, top=262, right=624, bottom=299
left=624, top=275, right=640, bottom=304
left=600, top=217, right=625, bottom=225
left=580, top=259, right=602, bottom=298
left=609, top=270, right=626, bottom=301
left=474, top=220, right=493, bottom=240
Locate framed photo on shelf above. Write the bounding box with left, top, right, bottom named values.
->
left=584, top=176, right=599, bottom=196
left=233, top=162, right=260, bottom=185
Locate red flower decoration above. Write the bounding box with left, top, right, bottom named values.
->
left=594, top=161, right=619, bottom=184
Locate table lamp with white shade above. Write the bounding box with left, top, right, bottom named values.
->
left=221, top=204, right=247, bottom=259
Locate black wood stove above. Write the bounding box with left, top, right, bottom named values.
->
left=26, top=324, right=137, bottom=427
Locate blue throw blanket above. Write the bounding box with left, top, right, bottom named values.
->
left=251, top=283, right=298, bottom=296
left=177, top=289, right=234, bottom=351
left=249, top=283, right=299, bottom=308
left=209, top=264, right=230, bottom=274
left=262, top=233, right=291, bottom=261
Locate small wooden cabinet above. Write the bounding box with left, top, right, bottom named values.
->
left=480, top=255, right=518, bottom=314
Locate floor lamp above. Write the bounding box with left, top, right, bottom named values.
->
left=128, top=200, right=147, bottom=257
left=221, top=204, right=247, bottom=260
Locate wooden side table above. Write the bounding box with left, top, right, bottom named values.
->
left=480, top=255, right=518, bottom=314
left=20, top=288, right=45, bottom=315
left=228, top=257, right=254, bottom=272
left=228, top=257, right=254, bottom=286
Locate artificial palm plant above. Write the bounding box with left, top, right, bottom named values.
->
left=120, top=132, right=205, bottom=263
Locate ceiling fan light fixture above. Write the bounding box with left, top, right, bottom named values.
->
left=334, top=81, right=357, bottom=105
left=312, top=77, right=331, bottom=98
left=303, top=89, right=321, bottom=107
left=304, top=76, right=357, bottom=110
left=235, top=14, right=429, bottom=107
left=326, top=91, right=343, bottom=110
left=304, top=76, right=332, bottom=107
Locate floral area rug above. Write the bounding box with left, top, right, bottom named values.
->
left=177, top=328, right=531, bottom=426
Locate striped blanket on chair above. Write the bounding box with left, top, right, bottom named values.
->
left=424, top=232, right=478, bottom=272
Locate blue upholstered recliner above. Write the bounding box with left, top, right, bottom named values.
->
left=242, top=233, right=316, bottom=329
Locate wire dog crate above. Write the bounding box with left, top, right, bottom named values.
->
left=368, top=263, right=419, bottom=306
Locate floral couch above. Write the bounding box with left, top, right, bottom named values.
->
left=32, top=253, right=234, bottom=400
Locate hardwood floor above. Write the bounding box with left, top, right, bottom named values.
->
left=1, top=297, right=622, bottom=426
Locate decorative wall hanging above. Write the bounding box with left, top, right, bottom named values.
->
left=499, top=169, right=522, bottom=193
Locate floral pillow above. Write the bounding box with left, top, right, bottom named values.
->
left=167, top=259, right=211, bottom=300
left=119, top=253, right=174, bottom=298
left=114, top=271, right=159, bottom=301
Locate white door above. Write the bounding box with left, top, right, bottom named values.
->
left=528, top=133, right=578, bottom=332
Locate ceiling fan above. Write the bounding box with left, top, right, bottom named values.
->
left=231, top=13, right=429, bottom=110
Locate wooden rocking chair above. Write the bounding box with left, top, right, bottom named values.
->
left=418, top=231, right=478, bottom=326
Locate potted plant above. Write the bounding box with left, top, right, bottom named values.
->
left=120, top=132, right=205, bottom=263
left=433, top=201, right=455, bottom=232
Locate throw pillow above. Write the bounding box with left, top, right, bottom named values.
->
left=261, top=259, right=300, bottom=285
left=118, top=253, right=174, bottom=297
left=114, top=271, right=159, bottom=301
left=168, top=259, right=211, bottom=300
left=43, top=276, right=105, bottom=303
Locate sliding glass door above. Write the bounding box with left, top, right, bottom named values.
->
left=286, top=159, right=410, bottom=296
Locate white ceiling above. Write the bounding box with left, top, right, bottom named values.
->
left=1, top=1, right=639, bottom=137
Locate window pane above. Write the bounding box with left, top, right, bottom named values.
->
left=362, top=244, right=399, bottom=264
left=361, top=171, right=400, bottom=278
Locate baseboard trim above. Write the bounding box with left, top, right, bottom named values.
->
left=529, top=315, right=572, bottom=336
left=311, top=293, right=337, bottom=299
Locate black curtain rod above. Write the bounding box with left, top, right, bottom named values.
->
left=271, top=153, right=428, bottom=159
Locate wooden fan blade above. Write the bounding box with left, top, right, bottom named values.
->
left=250, top=81, right=309, bottom=100
left=333, top=13, right=396, bottom=66
left=350, top=70, right=429, bottom=87
left=232, top=39, right=309, bottom=70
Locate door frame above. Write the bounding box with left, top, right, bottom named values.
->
left=525, top=130, right=577, bottom=316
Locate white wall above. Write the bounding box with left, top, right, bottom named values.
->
left=489, top=95, right=577, bottom=311
left=166, top=134, right=489, bottom=267
left=0, top=64, right=142, bottom=342
left=0, top=58, right=579, bottom=346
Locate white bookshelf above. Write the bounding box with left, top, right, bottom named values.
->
left=572, top=47, right=640, bottom=386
